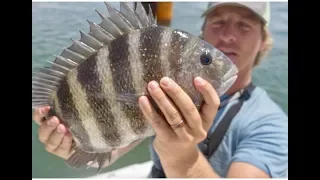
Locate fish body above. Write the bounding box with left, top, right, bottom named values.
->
left=32, top=2, right=238, bottom=172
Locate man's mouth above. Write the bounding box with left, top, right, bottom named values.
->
left=221, top=51, right=237, bottom=62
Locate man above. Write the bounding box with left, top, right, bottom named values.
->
left=32, top=2, right=288, bottom=178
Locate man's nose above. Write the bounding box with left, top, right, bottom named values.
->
left=219, top=26, right=236, bottom=44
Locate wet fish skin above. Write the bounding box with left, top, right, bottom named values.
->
left=32, top=2, right=238, bottom=173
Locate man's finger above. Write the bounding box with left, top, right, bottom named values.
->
left=147, top=81, right=183, bottom=126
left=146, top=81, right=190, bottom=136
left=138, top=96, right=175, bottom=139
left=33, top=106, right=50, bottom=125
left=45, top=124, right=67, bottom=153
left=194, top=77, right=220, bottom=124
left=54, top=132, right=73, bottom=159
left=38, top=116, right=59, bottom=144
left=159, top=77, right=203, bottom=130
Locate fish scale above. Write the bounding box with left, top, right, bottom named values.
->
left=32, top=2, right=239, bottom=173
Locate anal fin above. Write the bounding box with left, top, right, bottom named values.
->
left=65, top=148, right=112, bottom=174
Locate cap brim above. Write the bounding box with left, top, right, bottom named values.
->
left=201, top=2, right=267, bottom=25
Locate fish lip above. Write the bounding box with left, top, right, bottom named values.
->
left=216, top=64, right=238, bottom=96
left=221, top=64, right=238, bottom=82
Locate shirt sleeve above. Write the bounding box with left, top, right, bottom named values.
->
left=230, top=112, right=288, bottom=178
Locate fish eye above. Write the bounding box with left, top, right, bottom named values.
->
left=200, top=53, right=212, bottom=65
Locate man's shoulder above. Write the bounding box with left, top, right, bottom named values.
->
left=246, top=86, right=285, bottom=112
left=235, top=86, right=287, bottom=125
left=226, top=86, right=288, bottom=178
left=210, top=85, right=287, bottom=135
left=219, top=85, right=288, bottom=147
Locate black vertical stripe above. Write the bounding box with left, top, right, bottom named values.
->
left=76, top=53, right=121, bottom=147
left=140, top=26, right=167, bottom=131
left=56, top=77, right=93, bottom=152
left=108, top=32, right=149, bottom=135
left=138, top=26, right=167, bottom=119
left=139, top=26, right=166, bottom=133
left=139, top=26, right=166, bottom=83
left=168, top=30, right=203, bottom=107
left=169, top=30, right=189, bottom=81
left=168, top=29, right=190, bottom=80
left=109, top=35, right=136, bottom=95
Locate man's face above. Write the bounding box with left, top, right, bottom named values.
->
left=202, top=5, right=265, bottom=73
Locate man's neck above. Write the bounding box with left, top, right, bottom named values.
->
left=225, top=69, right=252, bottom=96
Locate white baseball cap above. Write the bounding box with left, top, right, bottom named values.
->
left=201, top=2, right=271, bottom=27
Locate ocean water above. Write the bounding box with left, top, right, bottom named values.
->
left=32, top=2, right=288, bottom=178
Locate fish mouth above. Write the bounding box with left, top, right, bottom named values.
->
left=217, top=64, right=238, bottom=96
left=222, top=64, right=238, bottom=82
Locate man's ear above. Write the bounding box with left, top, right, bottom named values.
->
left=259, top=40, right=267, bottom=52
left=259, top=28, right=270, bottom=52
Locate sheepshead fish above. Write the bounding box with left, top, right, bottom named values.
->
left=32, top=2, right=238, bottom=172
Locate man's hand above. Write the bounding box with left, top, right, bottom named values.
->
left=138, top=76, right=220, bottom=177
left=33, top=106, right=74, bottom=160
left=33, top=107, right=145, bottom=169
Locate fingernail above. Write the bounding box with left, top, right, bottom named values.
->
left=139, top=96, right=149, bottom=107
left=57, top=124, right=64, bottom=133
left=148, top=81, right=159, bottom=91
left=47, top=117, right=58, bottom=126
left=160, top=77, right=171, bottom=87
left=195, top=77, right=204, bottom=85
left=40, top=107, right=48, bottom=115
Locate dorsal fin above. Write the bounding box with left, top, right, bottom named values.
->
left=32, top=2, right=157, bottom=109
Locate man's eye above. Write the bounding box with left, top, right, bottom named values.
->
left=214, top=20, right=224, bottom=24
left=239, top=22, right=251, bottom=30
left=211, top=20, right=224, bottom=27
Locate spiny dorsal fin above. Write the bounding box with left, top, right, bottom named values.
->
left=104, top=2, right=134, bottom=32
left=87, top=19, right=115, bottom=44
left=79, top=30, right=103, bottom=50
left=147, top=4, right=157, bottom=25
left=135, top=2, right=151, bottom=27
left=120, top=2, right=143, bottom=29
left=32, top=2, right=157, bottom=110
left=94, top=9, right=124, bottom=38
